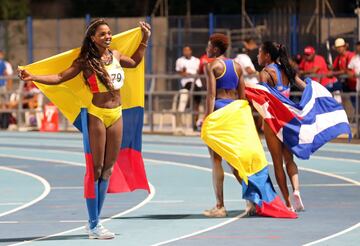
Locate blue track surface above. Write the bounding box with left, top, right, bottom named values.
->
left=0, top=132, right=359, bottom=246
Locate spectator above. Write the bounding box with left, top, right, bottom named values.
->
left=331, top=38, right=356, bottom=92
left=234, top=46, right=259, bottom=85
left=175, top=45, right=202, bottom=130
left=243, top=37, right=263, bottom=71
left=298, top=46, right=339, bottom=91
left=0, top=50, right=8, bottom=107
left=0, top=50, right=13, bottom=91
left=347, top=41, right=360, bottom=109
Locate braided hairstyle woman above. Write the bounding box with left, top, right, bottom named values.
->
left=78, top=19, right=114, bottom=91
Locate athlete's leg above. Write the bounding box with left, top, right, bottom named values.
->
left=264, top=122, right=291, bottom=208
left=283, top=147, right=304, bottom=211
left=86, top=113, right=106, bottom=230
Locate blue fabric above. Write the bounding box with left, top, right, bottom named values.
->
left=216, top=59, right=239, bottom=90
left=74, top=106, right=144, bottom=152
left=258, top=78, right=351, bottom=159
left=98, top=178, right=109, bottom=216
left=242, top=166, right=277, bottom=206
left=0, top=60, right=6, bottom=86
left=86, top=181, right=99, bottom=229
left=214, top=98, right=234, bottom=110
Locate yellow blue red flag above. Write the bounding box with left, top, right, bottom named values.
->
left=21, top=27, right=150, bottom=198
left=201, top=100, right=297, bottom=218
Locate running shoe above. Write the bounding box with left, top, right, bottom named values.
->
left=88, top=223, right=115, bottom=239
left=293, top=190, right=305, bottom=211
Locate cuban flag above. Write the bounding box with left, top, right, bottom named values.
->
left=20, top=28, right=150, bottom=198
left=245, top=78, right=352, bottom=159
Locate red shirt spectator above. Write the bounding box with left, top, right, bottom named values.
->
left=299, top=46, right=336, bottom=87
left=333, top=51, right=356, bottom=90
left=198, top=54, right=215, bottom=74
left=332, top=38, right=356, bottom=91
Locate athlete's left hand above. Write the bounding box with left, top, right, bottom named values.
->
left=139, top=21, right=151, bottom=42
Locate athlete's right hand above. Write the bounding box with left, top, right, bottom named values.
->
left=17, top=68, right=33, bottom=82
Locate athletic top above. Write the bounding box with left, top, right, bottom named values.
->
left=86, top=55, right=125, bottom=93
left=215, top=59, right=239, bottom=90
left=266, top=63, right=290, bottom=98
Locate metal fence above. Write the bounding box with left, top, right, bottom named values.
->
left=1, top=74, right=358, bottom=139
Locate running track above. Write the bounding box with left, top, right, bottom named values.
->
left=0, top=132, right=359, bottom=246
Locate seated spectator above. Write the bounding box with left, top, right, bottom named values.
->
left=175, top=45, right=202, bottom=130
left=7, top=81, right=42, bottom=127
left=298, top=46, right=339, bottom=91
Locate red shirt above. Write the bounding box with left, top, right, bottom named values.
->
left=299, top=55, right=336, bottom=87
left=198, top=54, right=215, bottom=74
left=333, top=51, right=356, bottom=91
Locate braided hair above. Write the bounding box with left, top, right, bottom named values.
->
left=261, top=41, right=296, bottom=85
left=77, top=18, right=113, bottom=90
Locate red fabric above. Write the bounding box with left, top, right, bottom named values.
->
left=299, top=55, right=336, bottom=87
left=198, top=54, right=215, bottom=74
left=84, top=148, right=150, bottom=198
left=333, top=51, right=356, bottom=91
left=245, top=86, right=295, bottom=134
left=256, top=196, right=298, bottom=219
left=108, top=148, right=150, bottom=193
left=84, top=153, right=95, bottom=198
left=87, top=73, right=100, bottom=93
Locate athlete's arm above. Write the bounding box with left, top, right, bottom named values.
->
left=18, top=60, right=82, bottom=85
left=204, top=62, right=217, bottom=118
left=119, top=22, right=151, bottom=68
left=235, top=62, right=246, bottom=100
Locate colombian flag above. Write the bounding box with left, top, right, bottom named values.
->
left=201, top=100, right=297, bottom=218
left=20, top=28, right=150, bottom=198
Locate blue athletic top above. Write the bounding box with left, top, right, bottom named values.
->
left=216, top=59, right=239, bottom=90
left=266, top=63, right=290, bottom=98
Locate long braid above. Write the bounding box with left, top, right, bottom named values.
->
left=77, top=19, right=114, bottom=91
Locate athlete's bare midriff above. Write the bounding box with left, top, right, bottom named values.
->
left=216, top=88, right=237, bottom=100
left=92, top=90, right=121, bottom=108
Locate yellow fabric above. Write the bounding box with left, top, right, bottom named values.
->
left=88, top=103, right=122, bottom=128
left=201, top=100, right=267, bottom=184
left=19, top=27, right=144, bottom=124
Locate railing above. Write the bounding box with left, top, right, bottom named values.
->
left=145, top=74, right=360, bottom=138
left=0, top=74, right=358, bottom=138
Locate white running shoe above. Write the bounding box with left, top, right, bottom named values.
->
left=88, top=223, right=115, bottom=240
left=293, top=190, right=305, bottom=212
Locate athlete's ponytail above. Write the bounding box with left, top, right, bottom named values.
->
left=278, top=44, right=296, bottom=85
left=261, top=41, right=296, bottom=85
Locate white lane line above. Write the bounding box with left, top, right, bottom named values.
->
left=0, top=166, right=51, bottom=218
left=9, top=183, right=156, bottom=246
left=59, top=220, right=87, bottom=223
left=303, top=223, right=360, bottom=246
left=0, top=203, right=23, bottom=206
left=0, top=221, right=19, bottom=224
left=0, top=154, right=84, bottom=167
left=1, top=145, right=360, bottom=245
left=145, top=158, right=249, bottom=246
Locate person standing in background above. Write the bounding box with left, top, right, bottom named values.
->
left=243, top=37, right=262, bottom=72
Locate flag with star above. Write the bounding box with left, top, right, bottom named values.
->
left=245, top=78, right=351, bottom=159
